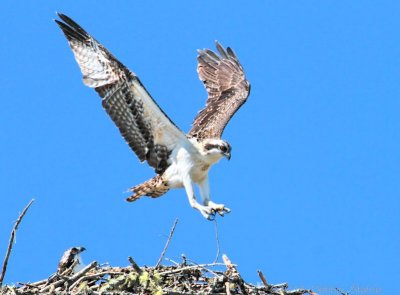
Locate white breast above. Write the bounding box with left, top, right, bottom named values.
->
left=72, top=253, right=85, bottom=273
left=164, top=140, right=223, bottom=187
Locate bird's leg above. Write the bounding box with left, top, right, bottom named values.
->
left=198, top=177, right=230, bottom=216
left=183, top=176, right=214, bottom=220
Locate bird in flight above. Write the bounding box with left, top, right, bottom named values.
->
left=55, top=13, right=250, bottom=220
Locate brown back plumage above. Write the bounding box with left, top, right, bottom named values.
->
left=189, top=42, right=250, bottom=139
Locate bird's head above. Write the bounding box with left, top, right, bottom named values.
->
left=71, top=246, right=86, bottom=255
left=201, top=138, right=231, bottom=161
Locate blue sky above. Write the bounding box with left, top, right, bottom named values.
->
left=0, top=1, right=398, bottom=293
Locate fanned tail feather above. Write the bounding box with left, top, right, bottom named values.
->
left=126, top=175, right=169, bottom=202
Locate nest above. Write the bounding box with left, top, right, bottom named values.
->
left=1, top=255, right=314, bottom=295
left=1, top=208, right=315, bottom=295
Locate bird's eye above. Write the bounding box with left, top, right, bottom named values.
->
left=220, top=145, right=227, bottom=152
left=205, top=144, right=214, bottom=150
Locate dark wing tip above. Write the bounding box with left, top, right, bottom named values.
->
left=54, top=19, right=76, bottom=41
left=54, top=19, right=62, bottom=27
left=215, top=41, right=229, bottom=59
left=198, top=41, right=237, bottom=64
left=54, top=13, right=90, bottom=42
left=226, top=46, right=238, bottom=60
left=214, top=40, right=224, bottom=51
left=197, top=54, right=207, bottom=65
left=197, top=48, right=221, bottom=66
left=214, top=40, right=239, bottom=62
left=56, top=13, right=78, bottom=28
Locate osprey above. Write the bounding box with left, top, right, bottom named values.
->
left=55, top=14, right=250, bottom=220
left=57, top=246, right=86, bottom=274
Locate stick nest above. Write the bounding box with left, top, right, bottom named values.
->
left=0, top=255, right=314, bottom=295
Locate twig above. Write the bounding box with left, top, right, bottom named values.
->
left=60, top=259, right=78, bottom=276
left=69, top=261, right=98, bottom=283
left=17, top=278, right=48, bottom=287
left=225, top=281, right=232, bottom=295
left=128, top=256, right=142, bottom=273
left=223, top=255, right=247, bottom=295
left=287, top=289, right=315, bottom=295
left=69, top=270, right=124, bottom=291
left=336, top=287, right=349, bottom=295
left=0, top=199, right=34, bottom=286
left=41, top=261, right=97, bottom=293
left=257, top=270, right=269, bottom=289
left=158, top=263, right=228, bottom=276
left=184, top=258, right=227, bottom=279
left=271, top=282, right=288, bottom=289
left=156, top=218, right=178, bottom=268
left=165, top=257, right=180, bottom=266
left=40, top=277, right=65, bottom=293
left=213, top=219, right=220, bottom=263
left=222, top=254, right=234, bottom=271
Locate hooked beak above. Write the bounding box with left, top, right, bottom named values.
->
left=77, top=247, right=86, bottom=253
left=224, top=152, right=231, bottom=160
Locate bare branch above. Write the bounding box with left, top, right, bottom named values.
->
left=223, top=254, right=247, bottom=295
left=69, top=261, right=97, bottom=283
left=222, top=254, right=234, bottom=270
left=156, top=218, right=178, bottom=268
left=158, top=263, right=227, bottom=276
left=17, top=279, right=48, bottom=287
left=335, top=287, right=349, bottom=295
left=0, top=199, right=34, bottom=286
left=165, top=257, right=180, bottom=266
left=257, top=270, right=269, bottom=288
left=225, top=281, right=231, bottom=295
left=128, top=256, right=142, bottom=273
left=69, top=270, right=123, bottom=291
left=41, top=261, right=97, bottom=293
left=213, top=219, right=220, bottom=263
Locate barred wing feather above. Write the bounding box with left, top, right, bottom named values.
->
left=190, top=42, right=250, bottom=139
left=55, top=13, right=188, bottom=174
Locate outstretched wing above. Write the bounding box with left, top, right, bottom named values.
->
left=55, top=13, right=189, bottom=174
left=189, top=41, right=250, bottom=139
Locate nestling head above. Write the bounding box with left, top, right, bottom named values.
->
left=201, top=138, right=231, bottom=161
left=71, top=246, right=86, bottom=255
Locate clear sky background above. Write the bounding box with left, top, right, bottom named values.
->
left=0, top=1, right=398, bottom=294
